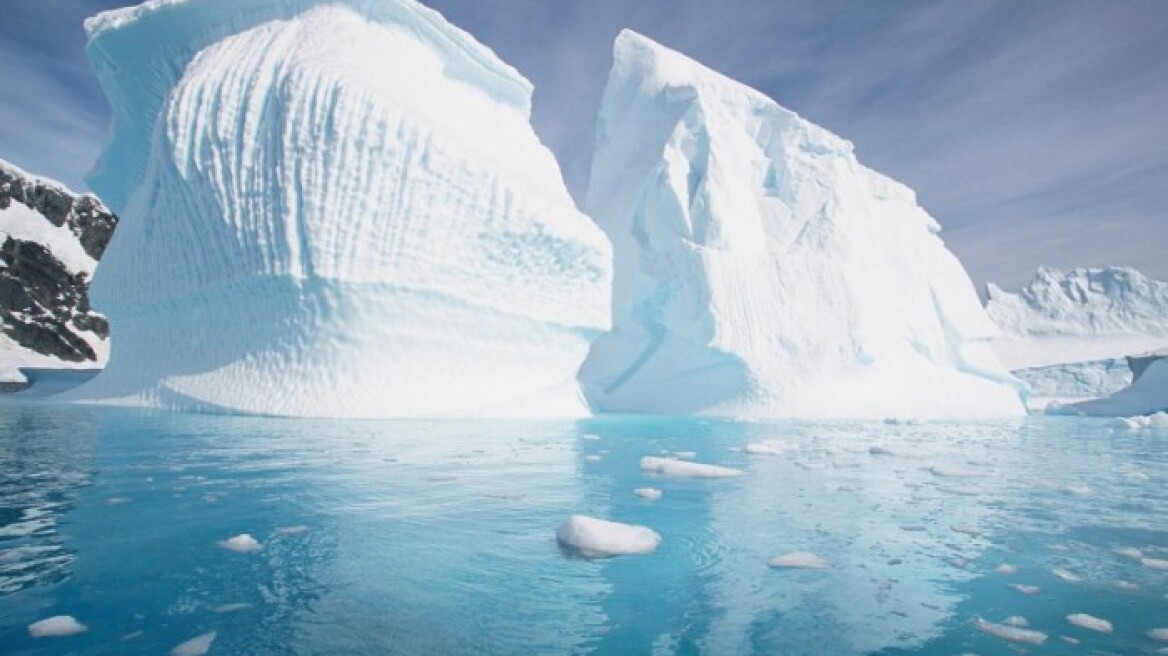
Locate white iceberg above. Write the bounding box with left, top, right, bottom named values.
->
left=28, top=615, right=88, bottom=638
left=76, top=0, right=611, bottom=417
left=640, top=456, right=743, bottom=478
left=576, top=30, right=1024, bottom=419
left=556, top=515, right=661, bottom=558
left=1053, top=358, right=1168, bottom=417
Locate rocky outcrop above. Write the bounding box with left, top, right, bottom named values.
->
left=0, top=159, right=117, bottom=364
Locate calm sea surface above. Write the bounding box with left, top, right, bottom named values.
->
left=1, top=400, right=1166, bottom=655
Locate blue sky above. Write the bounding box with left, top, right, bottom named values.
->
left=1, top=0, right=1165, bottom=291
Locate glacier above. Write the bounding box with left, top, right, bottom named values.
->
left=577, top=31, right=1024, bottom=419
left=75, top=0, right=611, bottom=417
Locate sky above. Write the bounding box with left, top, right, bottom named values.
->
left=0, top=0, right=1165, bottom=292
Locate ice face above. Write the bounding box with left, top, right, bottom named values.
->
left=578, top=30, right=1024, bottom=419
left=76, top=0, right=611, bottom=417
left=1052, top=358, right=1168, bottom=417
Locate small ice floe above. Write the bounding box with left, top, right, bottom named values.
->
left=639, top=456, right=744, bottom=478
left=1009, top=583, right=1041, bottom=595
left=584, top=455, right=602, bottom=463
left=673, top=451, right=697, bottom=460
left=581, top=434, right=601, bottom=441
left=929, top=464, right=981, bottom=478
left=1047, top=543, right=1070, bottom=552
left=1067, top=613, right=1112, bottom=633
left=951, top=524, right=980, bottom=537
left=556, top=515, right=661, bottom=558
left=973, top=618, right=1047, bottom=645
left=1062, top=484, right=1092, bottom=497
left=274, top=525, right=309, bottom=536
left=218, top=533, right=262, bottom=553
left=1113, top=546, right=1144, bottom=559
left=1052, top=567, right=1082, bottom=582
left=995, top=564, right=1017, bottom=575
left=213, top=602, right=253, bottom=613
left=868, top=445, right=918, bottom=458
left=633, top=487, right=663, bottom=501
left=1148, top=627, right=1168, bottom=641
left=121, top=630, right=144, bottom=641
left=768, top=551, right=830, bottom=570
left=1060, top=635, right=1080, bottom=645
left=745, top=440, right=793, bottom=456
left=171, top=630, right=216, bottom=656
left=1003, top=616, right=1029, bottom=627
left=1142, top=557, right=1168, bottom=570
left=28, top=615, right=87, bottom=638
left=106, top=497, right=132, bottom=506
left=1113, top=579, right=1140, bottom=592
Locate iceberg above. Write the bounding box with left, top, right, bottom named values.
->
left=77, top=0, right=611, bottom=417
left=577, top=30, right=1024, bottom=419
left=1052, top=357, right=1168, bottom=417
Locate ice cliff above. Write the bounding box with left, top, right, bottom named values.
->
left=986, top=267, right=1168, bottom=370
left=0, top=158, right=116, bottom=384
left=77, top=0, right=611, bottom=416
left=577, top=31, right=1024, bottom=419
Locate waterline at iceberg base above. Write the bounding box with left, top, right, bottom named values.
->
left=1, top=407, right=1167, bottom=655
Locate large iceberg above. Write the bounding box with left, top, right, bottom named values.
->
left=986, top=267, right=1168, bottom=370
left=577, top=31, right=1024, bottom=419
left=76, top=0, right=611, bottom=416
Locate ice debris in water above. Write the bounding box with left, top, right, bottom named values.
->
left=1142, top=557, right=1168, bottom=570
left=1052, top=567, right=1082, bottom=582
left=995, top=564, right=1017, bottom=575
left=673, top=451, right=697, bottom=459
left=171, top=630, right=217, bottom=656
left=218, top=533, right=262, bottom=553
left=768, top=551, right=830, bottom=569
left=868, top=444, right=922, bottom=458
left=213, top=603, right=253, bottom=613
left=556, top=515, right=661, bottom=558
left=1067, top=613, right=1112, bottom=633
left=1003, top=616, right=1029, bottom=627
left=929, top=463, right=981, bottom=478
left=274, top=525, right=309, bottom=536
left=974, top=618, right=1047, bottom=645
left=28, top=615, right=88, bottom=638
left=1113, top=546, right=1144, bottom=559
left=584, top=455, right=602, bottom=463
left=1148, top=628, right=1168, bottom=641
left=640, top=456, right=744, bottom=478
left=746, top=440, right=793, bottom=456
left=634, top=487, right=663, bottom=501
left=1009, top=584, right=1041, bottom=595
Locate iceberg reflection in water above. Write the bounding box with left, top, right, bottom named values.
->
left=0, top=404, right=1166, bottom=655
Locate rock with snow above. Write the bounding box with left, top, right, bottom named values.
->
left=0, top=158, right=116, bottom=373
left=576, top=30, right=1024, bottom=419
left=640, top=456, right=743, bottom=478
left=768, top=551, right=830, bottom=569
left=28, top=615, right=88, bottom=638
left=556, top=515, right=661, bottom=558
left=986, top=267, right=1168, bottom=370
left=76, top=0, right=611, bottom=417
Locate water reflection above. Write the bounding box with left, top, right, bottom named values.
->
left=0, top=405, right=98, bottom=595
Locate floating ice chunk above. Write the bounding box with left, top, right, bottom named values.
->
left=1113, top=546, right=1144, bottom=559
left=556, top=515, right=661, bottom=558
left=1003, top=616, right=1029, bottom=627
left=218, top=533, right=262, bottom=553
left=28, top=615, right=87, bottom=638
left=1053, top=567, right=1082, bottom=582
left=634, top=488, right=663, bottom=501
left=1060, top=635, right=1080, bottom=645
left=948, top=556, right=969, bottom=569
left=171, top=630, right=216, bottom=656
left=121, top=630, right=144, bottom=641
left=929, top=464, right=981, bottom=478
left=640, top=457, right=744, bottom=478
left=106, top=497, right=132, bottom=505
left=974, top=618, right=1047, bottom=645
left=768, top=551, right=830, bottom=569
left=673, top=451, right=697, bottom=460
left=1114, top=580, right=1140, bottom=592
left=274, top=525, right=309, bottom=536
left=213, top=602, right=253, bottom=613
left=995, top=564, right=1017, bottom=575
left=1148, top=627, right=1168, bottom=641
left=1047, top=543, right=1070, bottom=552
left=581, top=434, right=602, bottom=441
left=1067, top=613, right=1112, bottom=633
left=746, top=440, right=793, bottom=456
left=940, top=485, right=984, bottom=496
left=1009, top=584, right=1041, bottom=595
left=868, top=445, right=922, bottom=458
left=584, top=455, right=602, bottom=463
left=1142, top=557, right=1168, bottom=570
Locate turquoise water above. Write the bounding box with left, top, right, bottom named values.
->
left=1, top=402, right=1166, bottom=655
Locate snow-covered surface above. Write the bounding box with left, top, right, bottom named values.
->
left=577, top=30, right=1024, bottom=419
left=27, top=615, right=88, bottom=638
left=0, top=194, right=96, bottom=276
left=1052, top=358, right=1168, bottom=417
left=555, top=515, right=661, bottom=557
left=77, top=0, right=611, bottom=417
left=640, top=456, right=744, bottom=478
left=987, top=267, right=1168, bottom=370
